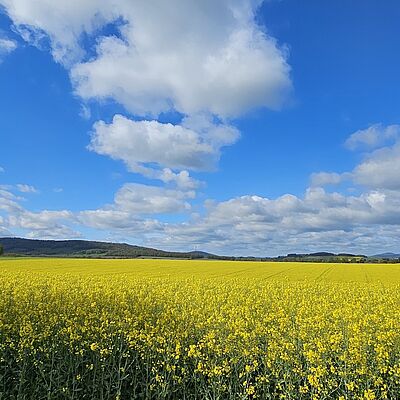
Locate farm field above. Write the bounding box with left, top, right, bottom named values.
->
left=1, top=258, right=400, bottom=399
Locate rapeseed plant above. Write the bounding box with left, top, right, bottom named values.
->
left=0, top=258, right=399, bottom=399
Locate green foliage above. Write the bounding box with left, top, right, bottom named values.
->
left=0, top=237, right=216, bottom=259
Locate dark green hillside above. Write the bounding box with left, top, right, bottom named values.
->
left=0, top=237, right=216, bottom=259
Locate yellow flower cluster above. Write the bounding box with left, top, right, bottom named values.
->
left=0, top=258, right=400, bottom=399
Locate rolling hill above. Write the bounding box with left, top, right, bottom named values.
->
left=0, top=237, right=216, bottom=259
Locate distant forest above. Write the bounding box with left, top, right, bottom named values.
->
left=0, top=237, right=399, bottom=263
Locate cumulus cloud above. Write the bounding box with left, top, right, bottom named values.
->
left=316, top=124, right=400, bottom=192
left=78, top=182, right=193, bottom=231
left=5, top=1, right=400, bottom=255
left=1, top=0, right=291, bottom=117
left=1, top=0, right=292, bottom=196
left=91, top=115, right=220, bottom=171
left=71, top=17, right=291, bottom=117
left=113, top=183, right=193, bottom=214
left=154, top=187, right=400, bottom=255
left=0, top=187, right=79, bottom=239
left=79, top=209, right=164, bottom=235
left=0, top=0, right=116, bottom=63
left=78, top=183, right=192, bottom=236
left=8, top=209, right=80, bottom=239
left=90, top=114, right=239, bottom=188
left=3, top=174, right=400, bottom=255
left=312, top=124, right=400, bottom=192
left=344, top=124, right=400, bottom=151
left=352, top=142, right=400, bottom=190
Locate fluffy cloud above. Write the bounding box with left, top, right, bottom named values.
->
left=3, top=176, right=400, bottom=255
left=344, top=124, right=400, bottom=151
left=113, top=183, right=193, bottom=214
left=91, top=116, right=219, bottom=171
left=0, top=0, right=116, bottom=63
left=0, top=183, right=180, bottom=241
left=205, top=188, right=400, bottom=231
left=90, top=114, right=239, bottom=188
left=155, top=187, right=400, bottom=255
left=7, top=209, right=80, bottom=239
left=78, top=183, right=192, bottom=238
left=71, top=18, right=291, bottom=117
left=2, top=0, right=291, bottom=196
left=78, top=182, right=193, bottom=232
left=2, top=0, right=291, bottom=117
left=352, top=143, right=400, bottom=190
left=78, top=209, right=164, bottom=235
left=311, top=124, right=400, bottom=191
left=4, top=2, right=400, bottom=255
left=0, top=186, right=79, bottom=239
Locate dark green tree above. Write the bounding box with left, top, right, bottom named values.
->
left=0, top=244, right=3, bottom=256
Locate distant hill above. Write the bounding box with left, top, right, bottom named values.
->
left=0, top=237, right=217, bottom=259
left=280, top=252, right=367, bottom=262
left=0, top=237, right=396, bottom=263
left=371, top=252, right=400, bottom=259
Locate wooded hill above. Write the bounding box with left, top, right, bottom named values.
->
left=0, top=237, right=216, bottom=259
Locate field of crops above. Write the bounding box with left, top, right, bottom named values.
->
left=1, top=258, right=400, bottom=399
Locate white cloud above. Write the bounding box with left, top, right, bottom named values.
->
left=16, top=184, right=38, bottom=193
left=8, top=209, right=72, bottom=229
left=5, top=1, right=400, bottom=255
left=154, top=187, right=400, bottom=255
left=8, top=209, right=80, bottom=239
left=91, top=116, right=215, bottom=171
left=352, top=142, right=400, bottom=190
left=0, top=188, right=24, bottom=213
left=3, top=174, right=400, bottom=255
left=2, top=0, right=291, bottom=196
left=71, top=18, right=291, bottom=117
left=1, top=0, right=291, bottom=117
left=78, top=183, right=191, bottom=236
left=311, top=125, right=400, bottom=192
left=0, top=0, right=116, bottom=64
left=344, top=124, right=400, bottom=151
left=159, top=169, right=201, bottom=190
left=113, top=183, right=193, bottom=214
left=78, top=209, right=164, bottom=234
left=78, top=182, right=193, bottom=232
left=0, top=166, right=4, bottom=173
left=0, top=187, right=79, bottom=240
left=0, top=37, right=17, bottom=54
left=90, top=114, right=239, bottom=188
left=310, top=172, right=344, bottom=187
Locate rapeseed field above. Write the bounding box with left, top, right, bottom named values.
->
left=1, top=258, right=400, bottom=399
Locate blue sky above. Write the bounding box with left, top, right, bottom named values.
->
left=1, top=1, right=400, bottom=256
